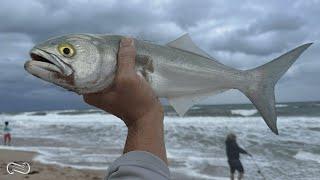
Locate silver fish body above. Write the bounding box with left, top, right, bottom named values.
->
left=24, top=33, right=312, bottom=134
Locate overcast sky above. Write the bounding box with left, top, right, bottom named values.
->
left=0, top=0, right=319, bottom=112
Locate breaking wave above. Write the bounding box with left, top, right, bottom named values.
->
left=230, top=109, right=257, bottom=116
left=1, top=102, right=320, bottom=179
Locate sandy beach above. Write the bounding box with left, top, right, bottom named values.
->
left=0, top=149, right=106, bottom=180
left=0, top=148, right=196, bottom=180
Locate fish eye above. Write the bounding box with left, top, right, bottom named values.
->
left=58, top=43, right=75, bottom=58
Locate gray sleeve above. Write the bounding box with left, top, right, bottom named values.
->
left=106, top=151, right=170, bottom=180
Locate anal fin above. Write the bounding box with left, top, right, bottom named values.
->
left=168, top=89, right=227, bottom=116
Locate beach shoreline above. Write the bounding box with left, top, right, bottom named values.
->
left=0, top=148, right=194, bottom=180
left=1, top=102, right=319, bottom=179
left=0, top=149, right=106, bottom=180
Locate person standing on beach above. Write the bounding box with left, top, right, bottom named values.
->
left=225, top=133, right=251, bottom=180
left=83, top=38, right=169, bottom=179
left=3, top=121, right=11, bottom=146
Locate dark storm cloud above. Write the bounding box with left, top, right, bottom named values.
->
left=248, top=14, right=305, bottom=34
left=165, top=0, right=216, bottom=28
left=0, top=0, right=168, bottom=42
left=0, top=0, right=319, bottom=112
left=208, top=14, right=307, bottom=56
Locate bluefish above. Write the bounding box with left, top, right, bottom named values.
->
left=24, top=34, right=312, bottom=134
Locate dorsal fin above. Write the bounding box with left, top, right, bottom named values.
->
left=166, top=34, right=212, bottom=59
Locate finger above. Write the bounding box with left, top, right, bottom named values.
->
left=117, top=38, right=136, bottom=76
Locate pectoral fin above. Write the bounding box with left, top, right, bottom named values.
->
left=136, top=55, right=154, bottom=82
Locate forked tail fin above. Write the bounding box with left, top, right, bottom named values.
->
left=240, top=43, right=312, bottom=134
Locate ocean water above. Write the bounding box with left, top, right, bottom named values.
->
left=1, top=101, right=320, bottom=180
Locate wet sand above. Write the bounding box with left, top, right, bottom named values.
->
left=0, top=149, right=105, bottom=180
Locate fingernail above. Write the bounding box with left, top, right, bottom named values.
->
left=120, top=38, right=134, bottom=47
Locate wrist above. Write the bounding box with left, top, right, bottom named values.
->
left=126, top=103, right=164, bottom=129
left=124, top=104, right=167, bottom=163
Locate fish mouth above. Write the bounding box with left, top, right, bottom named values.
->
left=25, top=48, right=73, bottom=76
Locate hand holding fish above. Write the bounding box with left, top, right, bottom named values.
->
left=83, top=38, right=163, bottom=126
left=83, top=38, right=167, bottom=162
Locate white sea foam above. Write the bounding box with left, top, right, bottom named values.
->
left=33, top=153, right=111, bottom=170
left=276, top=104, right=288, bottom=108
left=2, top=109, right=320, bottom=179
left=294, top=151, right=320, bottom=164
left=6, top=112, right=122, bottom=124
left=230, top=109, right=257, bottom=116
left=0, top=145, right=37, bottom=152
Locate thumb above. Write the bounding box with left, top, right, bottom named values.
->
left=117, top=38, right=136, bottom=77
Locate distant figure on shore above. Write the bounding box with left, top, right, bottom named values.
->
left=3, top=121, right=11, bottom=146
left=225, top=133, right=251, bottom=180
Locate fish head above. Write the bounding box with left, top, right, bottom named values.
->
left=24, top=34, right=117, bottom=94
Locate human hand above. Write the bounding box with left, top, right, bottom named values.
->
left=83, top=37, right=163, bottom=127
left=83, top=38, right=167, bottom=162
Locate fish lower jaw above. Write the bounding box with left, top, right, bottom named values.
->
left=25, top=60, right=64, bottom=75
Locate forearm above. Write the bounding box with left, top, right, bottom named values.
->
left=123, top=106, right=167, bottom=164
